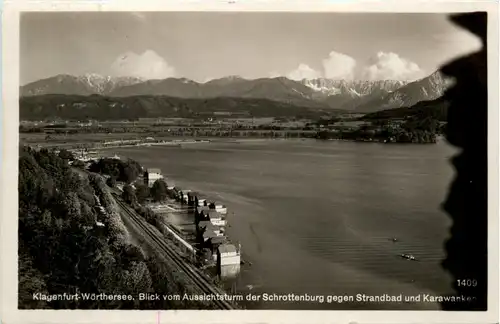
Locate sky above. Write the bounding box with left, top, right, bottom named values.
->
left=20, top=12, right=482, bottom=85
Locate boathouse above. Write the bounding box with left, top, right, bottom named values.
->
left=207, top=236, right=226, bottom=260
left=201, top=236, right=226, bottom=262
left=217, top=244, right=239, bottom=262
left=206, top=210, right=226, bottom=227
left=197, top=221, right=225, bottom=246
left=197, top=220, right=211, bottom=230
left=217, top=244, right=241, bottom=278
left=144, top=168, right=163, bottom=187
left=208, top=202, right=228, bottom=214
left=195, top=206, right=211, bottom=224
left=197, top=220, right=224, bottom=237
left=195, top=195, right=207, bottom=207
left=202, top=226, right=219, bottom=242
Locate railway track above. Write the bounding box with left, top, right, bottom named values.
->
left=112, top=193, right=234, bottom=310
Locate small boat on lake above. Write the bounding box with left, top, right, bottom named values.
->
left=400, top=253, right=417, bottom=261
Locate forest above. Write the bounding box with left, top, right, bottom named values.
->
left=88, top=157, right=143, bottom=184
left=18, top=147, right=213, bottom=309
left=317, top=113, right=444, bottom=143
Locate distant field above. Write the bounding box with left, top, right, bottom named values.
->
left=21, top=133, right=206, bottom=146
left=21, top=117, right=313, bottom=128
left=20, top=133, right=144, bottom=146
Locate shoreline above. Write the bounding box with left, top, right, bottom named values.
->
left=23, top=131, right=445, bottom=151
left=58, top=136, right=443, bottom=153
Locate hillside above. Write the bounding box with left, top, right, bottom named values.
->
left=361, top=97, right=449, bottom=122
left=109, top=76, right=326, bottom=108
left=19, top=94, right=338, bottom=121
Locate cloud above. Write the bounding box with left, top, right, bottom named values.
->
left=281, top=52, right=356, bottom=81
left=287, top=64, right=322, bottom=81
left=361, top=52, right=424, bottom=81
left=110, top=50, right=176, bottom=79
left=273, top=51, right=424, bottom=82
left=322, top=51, right=357, bottom=79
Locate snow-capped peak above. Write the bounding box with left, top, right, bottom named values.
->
left=76, top=74, right=143, bottom=93
left=79, top=73, right=110, bottom=92
left=301, top=79, right=341, bottom=95
left=300, top=78, right=408, bottom=98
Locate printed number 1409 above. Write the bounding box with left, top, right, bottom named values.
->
left=457, top=279, right=478, bottom=287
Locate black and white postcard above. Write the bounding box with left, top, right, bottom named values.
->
left=1, top=1, right=498, bottom=324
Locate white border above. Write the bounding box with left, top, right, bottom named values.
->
left=2, top=1, right=499, bottom=324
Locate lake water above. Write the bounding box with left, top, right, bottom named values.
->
left=111, top=139, right=459, bottom=310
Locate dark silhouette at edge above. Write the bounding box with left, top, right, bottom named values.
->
left=440, top=12, right=488, bottom=311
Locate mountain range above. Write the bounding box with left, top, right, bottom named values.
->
left=20, top=71, right=452, bottom=113
left=21, top=74, right=144, bottom=97
left=352, top=71, right=453, bottom=113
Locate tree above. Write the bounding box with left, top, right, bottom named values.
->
left=18, top=243, right=50, bottom=309
left=135, top=184, right=150, bottom=204
left=88, top=158, right=143, bottom=183
left=72, top=160, right=85, bottom=169
left=122, top=184, right=137, bottom=205
left=316, top=130, right=331, bottom=140
left=58, top=149, right=74, bottom=160
left=122, top=165, right=138, bottom=183
left=106, top=176, right=117, bottom=188
left=80, top=201, right=97, bottom=226
left=364, top=129, right=376, bottom=139
left=17, top=146, right=165, bottom=310
left=150, top=180, right=168, bottom=202
left=397, top=131, right=411, bottom=143
left=372, top=119, right=389, bottom=128
left=121, top=159, right=142, bottom=183
left=89, top=158, right=121, bottom=179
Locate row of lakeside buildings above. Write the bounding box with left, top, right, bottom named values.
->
left=144, top=168, right=241, bottom=277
